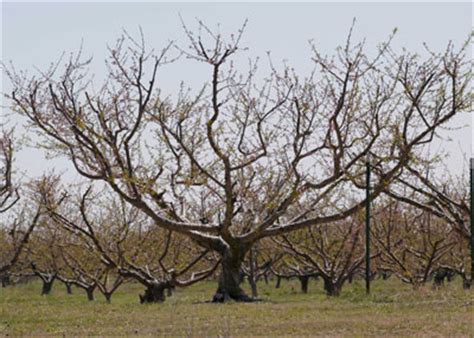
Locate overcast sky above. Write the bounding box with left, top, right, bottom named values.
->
left=1, top=2, right=472, bottom=182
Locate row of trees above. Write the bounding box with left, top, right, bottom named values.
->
left=1, top=21, right=471, bottom=302
left=1, top=186, right=469, bottom=302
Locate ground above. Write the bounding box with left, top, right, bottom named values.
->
left=0, top=278, right=472, bottom=336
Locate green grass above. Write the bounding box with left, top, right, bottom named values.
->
left=1, top=278, right=472, bottom=336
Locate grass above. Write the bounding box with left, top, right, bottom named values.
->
left=0, top=277, right=472, bottom=336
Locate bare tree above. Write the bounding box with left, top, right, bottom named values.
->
left=27, top=223, right=62, bottom=295
left=57, top=249, right=100, bottom=301
left=0, top=130, right=19, bottom=212
left=0, top=132, right=42, bottom=274
left=5, top=21, right=470, bottom=301
left=240, top=241, right=281, bottom=298
left=275, top=214, right=377, bottom=296
left=372, top=200, right=456, bottom=288
left=0, top=204, right=42, bottom=274
left=383, top=159, right=472, bottom=283
left=92, top=270, right=125, bottom=303
left=38, top=178, right=219, bottom=303
left=271, top=260, right=320, bottom=293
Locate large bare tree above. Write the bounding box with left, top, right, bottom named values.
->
left=5, top=21, right=470, bottom=301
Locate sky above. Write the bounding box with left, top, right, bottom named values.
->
left=1, top=1, right=472, bottom=182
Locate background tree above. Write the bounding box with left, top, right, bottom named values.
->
left=275, top=213, right=376, bottom=296
left=372, top=200, right=456, bottom=288
left=0, top=131, right=41, bottom=274
left=38, top=179, right=219, bottom=303
left=26, top=220, right=63, bottom=295
left=383, top=159, right=472, bottom=284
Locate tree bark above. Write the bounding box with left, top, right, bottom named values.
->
left=1, top=274, right=10, bottom=287
left=463, top=278, right=471, bottom=289
left=275, top=276, right=281, bottom=288
left=248, top=248, right=258, bottom=299
left=104, top=292, right=112, bottom=303
left=41, top=278, right=55, bottom=295
left=86, top=287, right=95, bottom=301
left=299, top=275, right=310, bottom=293
left=323, top=278, right=342, bottom=297
left=65, top=282, right=72, bottom=294
left=139, top=282, right=166, bottom=303
left=166, top=286, right=174, bottom=297
left=212, top=248, right=253, bottom=302
left=249, top=277, right=258, bottom=299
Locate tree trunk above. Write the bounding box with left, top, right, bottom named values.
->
left=248, top=248, right=258, bottom=299
left=212, top=249, right=252, bottom=302
left=166, top=286, right=173, bottom=297
left=275, top=276, right=281, bottom=288
left=41, top=278, right=54, bottom=295
left=1, top=274, right=10, bottom=287
left=299, top=275, right=310, bottom=293
left=65, top=282, right=72, bottom=294
left=104, top=292, right=112, bottom=303
left=139, top=282, right=166, bottom=303
left=249, top=277, right=258, bottom=299
left=462, top=277, right=471, bottom=289
left=86, top=287, right=95, bottom=301
left=323, top=278, right=342, bottom=297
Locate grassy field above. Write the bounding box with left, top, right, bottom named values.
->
left=0, top=277, right=472, bottom=337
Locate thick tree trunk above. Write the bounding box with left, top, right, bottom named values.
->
left=299, top=275, right=310, bottom=293
left=41, top=278, right=54, bottom=295
left=212, top=249, right=252, bottom=302
left=104, top=292, right=112, bottom=303
left=86, top=287, right=95, bottom=301
left=323, top=278, right=342, bottom=297
left=139, top=282, right=166, bottom=303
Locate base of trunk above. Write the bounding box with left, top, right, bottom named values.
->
left=299, top=276, right=310, bottom=293
left=1, top=274, right=10, bottom=288
left=275, top=276, right=281, bottom=288
left=139, top=283, right=166, bottom=303
left=463, top=279, right=471, bottom=289
left=212, top=288, right=254, bottom=303
left=323, top=279, right=342, bottom=297
left=41, top=281, right=54, bottom=295
left=212, top=251, right=254, bottom=303
left=86, top=288, right=95, bottom=301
